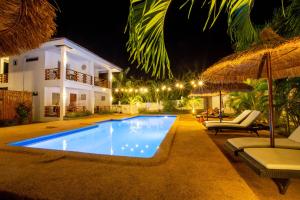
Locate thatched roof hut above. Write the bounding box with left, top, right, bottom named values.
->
left=0, top=0, right=56, bottom=56
left=201, top=28, right=300, bottom=83
left=201, top=28, right=300, bottom=147
left=190, top=83, right=253, bottom=96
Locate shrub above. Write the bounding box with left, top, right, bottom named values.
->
left=65, top=110, right=92, bottom=118
left=15, top=103, right=31, bottom=124
left=162, top=100, right=177, bottom=112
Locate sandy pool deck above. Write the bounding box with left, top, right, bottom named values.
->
left=0, top=114, right=258, bottom=200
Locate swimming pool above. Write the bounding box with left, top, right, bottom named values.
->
left=10, top=116, right=176, bottom=158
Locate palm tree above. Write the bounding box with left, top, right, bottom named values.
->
left=126, top=0, right=300, bottom=78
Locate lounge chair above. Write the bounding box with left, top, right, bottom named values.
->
left=205, top=110, right=261, bottom=135
left=238, top=148, right=300, bottom=194
left=224, top=126, right=300, bottom=155
left=204, top=110, right=252, bottom=125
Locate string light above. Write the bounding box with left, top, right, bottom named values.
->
left=113, top=79, right=206, bottom=94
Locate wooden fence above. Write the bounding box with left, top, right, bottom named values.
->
left=0, top=90, right=32, bottom=121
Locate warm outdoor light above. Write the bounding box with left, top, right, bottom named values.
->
left=198, top=81, right=204, bottom=86
left=176, top=83, right=179, bottom=87
left=191, top=80, right=195, bottom=85
left=162, top=85, right=166, bottom=90
left=115, top=88, right=119, bottom=92
left=156, top=88, right=160, bottom=92
left=167, top=87, right=171, bottom=91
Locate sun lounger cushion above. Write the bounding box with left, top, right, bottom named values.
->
left=205, top=111, right=261, bottom=128
left=205, top=110, right=252, bottom=124
left=244, top=148, right=300, bottom=170
left=228, top=137, right=300, bottom=150
left=288, top=126, right=300, bottom=143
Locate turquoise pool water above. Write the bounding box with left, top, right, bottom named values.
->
left=10, top=116, right=176, bottom=158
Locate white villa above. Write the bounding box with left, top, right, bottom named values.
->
left=0, top=38, right=122, bottom=121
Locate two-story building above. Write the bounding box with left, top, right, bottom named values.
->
left=0, top=38, right=122, bottom=121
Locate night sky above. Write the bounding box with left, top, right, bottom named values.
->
left=55, top=0, right=281, bottom=78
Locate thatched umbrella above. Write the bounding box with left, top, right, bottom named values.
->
left=202, top=28, right=300, bottom=147
left=190, top=82, right=253, bottom=121
left=0, top=0, right=56, bottom=56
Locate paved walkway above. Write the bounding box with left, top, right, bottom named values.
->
left=0, top=114, right=258, bottom=200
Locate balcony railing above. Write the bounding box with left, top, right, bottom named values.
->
left=66, top=105, right=86, bottom=113
left=94, top=77, right=110, bottom=88
left=45, top=68, right=60, bottom=80
left=0, top=73, right=8, bottom=83
left=95, top=106, right=111, bottom=113
left=45, top=106, right=60, bottom=117
left=66, top=69, right=93, bottom=85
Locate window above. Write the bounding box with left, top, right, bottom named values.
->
left=101, top=96, right=106, bottom=101
left=3, top=62, right=8, bottom=73
left=81, top=94, right=86, bottom=100
left=52, top=93, right=60, bottom=105
left=26, top=57, right=39, bottom=62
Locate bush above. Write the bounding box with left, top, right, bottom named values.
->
left=15, top=103, right=31, bottom=124
left=162, top=100, right=177, bottom=112
left=65, top=110, right=92, bottom=118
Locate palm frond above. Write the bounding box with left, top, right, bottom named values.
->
left=226, top=0, right=258, bottom=50
left=275, top=0, right=300, bottom=37
left=126, top=0, right=172, bottom=79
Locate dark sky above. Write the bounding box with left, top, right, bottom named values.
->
left=55, top=0, right=281, bottom=78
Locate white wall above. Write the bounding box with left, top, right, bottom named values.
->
left=45, top=51, right=91, bottom=75
left=95, top=92, right=110, bottom=107
left=65, top=88, right=89, bottom=107
left=44, top=87, right=60, bottom=106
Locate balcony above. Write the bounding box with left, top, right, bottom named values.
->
left=66, top=105, right=86, bottom=113
left=94, top=77, right=110, bottom=88
left=45, top=68, right=60, bottom=80
left=66, top=69, right=93, bottom=85
left=45, top=106, right=60, bottom=117
left=0, top=73, right=8, bottom=83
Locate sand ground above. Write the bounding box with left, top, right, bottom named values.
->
left=0, top=114, right=292, bottom=199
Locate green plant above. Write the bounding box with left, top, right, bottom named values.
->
left=162, top=100, right=177, bottom=112
left=15, top=103, right=31, bottom=123
left=226, top=79, right=268, bottom=121
left=65, top=110, right=92, bottom=118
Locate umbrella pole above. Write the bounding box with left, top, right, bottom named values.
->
left=219, top=90, right=222, bottom=122
left=266, top=53, right=275, bottom=147
left=206, top=97, right=209, bottom=121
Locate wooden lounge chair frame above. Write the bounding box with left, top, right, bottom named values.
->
left=238, top=151, right=300, bottom=194
left=209, top=126, right=260, bottom=136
